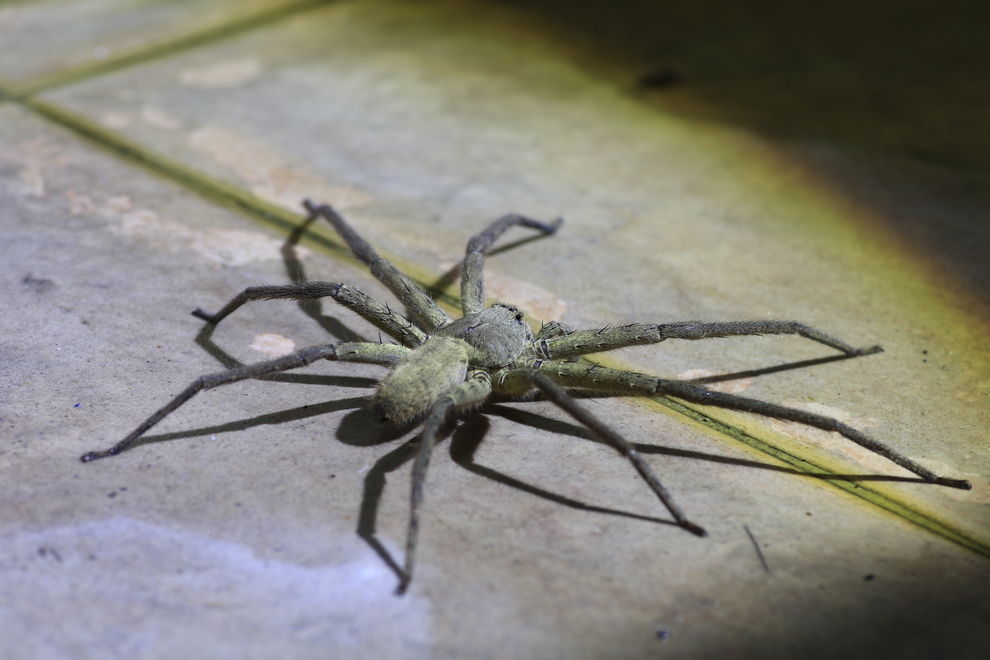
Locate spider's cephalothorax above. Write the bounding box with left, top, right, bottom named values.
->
left=373, top=303, right=532, bottom=425
left=81, top=199, right=972, bottom=595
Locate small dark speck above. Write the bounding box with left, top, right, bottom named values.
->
left=22, top=273, right=55, bottom=294
left=805, top=511, right=813, bottom=516
left=73, top=403, right=81, bottom=408
left=329, top=474, right=337, bottom=479
left=656, top=629, right=671, bottom=642
left=639, top=69, right=684, bottom=89
left=922, top=349, right=928, bottom=355
left=38, top=546, right=62, bottom=562
left=864, top=574, right=876, bottom=582
left=107, top=491, right=117, bottom=498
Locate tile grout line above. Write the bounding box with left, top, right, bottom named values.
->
left=651, top=396, right=990, bottom=559
left=3, top=0, right=332, bottom=99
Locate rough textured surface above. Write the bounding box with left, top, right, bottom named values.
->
left=1, top=1, right=988, bottom=659
left=0, top=0, right=304, bottom=87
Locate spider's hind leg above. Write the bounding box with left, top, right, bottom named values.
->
left=522, top=370, right=707, bottom=537
left=652, top=378, right=972, bottom=490
left=528, top=361, right=971, bottom=490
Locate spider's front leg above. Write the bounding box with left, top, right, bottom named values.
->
left=303, top=200, right=451, bottom=332
left=191, top=281, right=426, bottom=348
left=399, top=370, right=492, bottom=595
left=529, top=361, right=971, bottom=490
left=535, top=320, right=882, bottom=360
left=80, top=342, right=408, bottom=462
left=459, top=213, right=562, bottom=316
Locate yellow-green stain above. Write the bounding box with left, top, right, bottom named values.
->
left=651, top=396, right=990, bottom=560
left=3, top=0, right=331, bottom=99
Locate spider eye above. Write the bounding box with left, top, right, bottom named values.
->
left=514, top=312, right=524, bottom=321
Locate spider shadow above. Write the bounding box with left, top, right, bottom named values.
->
left=348, top=395, right=935, bottom=587
left=347, top=405, right=680, bottom=585
left=111, top=396, right=373, bottom=454
left=489, top=400, right=938, bottom=487
left=191, top=209, right=377, bottom=379
left=280, top=211, right=370, bottom=343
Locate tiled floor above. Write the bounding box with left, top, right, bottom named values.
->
left=2, top=1, right=988, bottom=658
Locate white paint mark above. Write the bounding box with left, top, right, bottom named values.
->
left=188, top=127, right=373, bottom=211
left=104, top=196, right=133, bottom=213
left=179, top=58, right=261, bottom=88
left=111, top=207, right=307, bottom=266
left=250, top=333, right=296, bottom=358
left=439, top=261, right=567, bottom=320
left=141, top=106, right=183, bottom=130
left=65, top=190, right=96, bottom=215
left=101, top=111, right=132, bottom=129
left=17, top=158, right=45, bottom=197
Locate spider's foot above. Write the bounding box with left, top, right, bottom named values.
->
left=851, top=344, right=884, bottom=357
left=932, top=476, right=972, bottom=490
left=680, top=520, right=708, bottom=537
left=301, top=198, right=334, bottom=217
left=191, top=308, right=219, bottom=324
left=395, top=575, right=411, bottom=596
left=80, top=448, right=118, bottom=463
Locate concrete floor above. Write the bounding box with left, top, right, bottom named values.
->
left=2, top=1, right=989, bottom=659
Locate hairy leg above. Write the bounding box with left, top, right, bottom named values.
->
left=534, top=319, right=573, bottom=341
left=399, top=370, right=492, bottom=594
left=460, top=213, right=562, bottom=315
left=534, top=321, right=882, bottom=360
left=523, top=370, right=707, bottom=537
left=523, top=361, right=971, bottom=489
left=80, top=342, right=408, bottom=462
left=192, top=281, right=426, bottom=347
left=302, top=200, right=450, bottom=331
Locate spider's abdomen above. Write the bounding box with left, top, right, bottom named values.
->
left=371, top=336, right=470, bottom=425
left=437, top=303, right=533, bottom=368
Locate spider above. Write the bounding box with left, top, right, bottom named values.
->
left=81, top=199, right=972, bottom=594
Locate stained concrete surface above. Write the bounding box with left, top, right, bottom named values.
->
left=2, top=1, right=989, bottom=659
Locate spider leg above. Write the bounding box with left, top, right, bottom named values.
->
left=192, top=282, right=426, bottom=347
left=460, top=213, right=563, bottom=315
left=518, top=370, right=707, bottom=537
left=398, top=370, right=492, bottom=595
left=525, top=361, right=972, bottom=489
left=534, top=319, right=573, bottom=341
left=80, top=342, right=408, bottom=462
left=302, top=200, right=451, bottom=331
left=536, top=321, right=882, bottom=360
